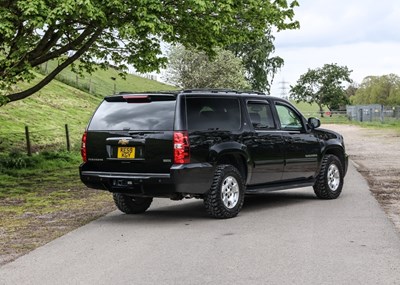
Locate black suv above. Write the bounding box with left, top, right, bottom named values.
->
left=80, top=89, right=348, bottom=219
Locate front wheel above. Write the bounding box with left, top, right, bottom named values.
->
left=113, top=193, right=153, bottom=214
left=203, top=165, right=245, bottom=219
left=313, top=154, right=344, bottom=199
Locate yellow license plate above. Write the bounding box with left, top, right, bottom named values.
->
left=117, top=147, right=135, bottom=159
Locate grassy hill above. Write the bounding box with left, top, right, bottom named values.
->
left=40, top=60, right=176, bottom=97
left=0, top=69, right=176, bottom=153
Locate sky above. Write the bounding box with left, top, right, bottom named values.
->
left=270, top=0, right=400, bottom=97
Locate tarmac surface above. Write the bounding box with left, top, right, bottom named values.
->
left=1, top=162, right=400, bottom=285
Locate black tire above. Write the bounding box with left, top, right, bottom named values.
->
left=203, top=165, right=245, bottom=219
left=313, top=154, right=344, bottom=199
left=113, top=193, right=153, bottom=214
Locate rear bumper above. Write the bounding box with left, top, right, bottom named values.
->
left=79, top=163, right=214, bottom=197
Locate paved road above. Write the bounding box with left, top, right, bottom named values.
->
left=1, top=163, right=400, bottom=285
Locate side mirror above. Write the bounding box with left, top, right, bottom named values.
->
left=308, top=117, right=321, bottom=129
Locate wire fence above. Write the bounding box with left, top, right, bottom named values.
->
left=346, top=105, right=400, bottom=122
left=0, top=124, right=84, bottom=155
left=301, top=111, right=349, bottom=124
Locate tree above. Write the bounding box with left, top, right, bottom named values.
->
left=227, top=31, right=286, bottom=93
left=351, top=74, right=400, bottom=106
left=166, top=45, right=250, bottom=90
left=0, top=0, right=299, bottom=106
left=290, top=64, right=352, bottom=116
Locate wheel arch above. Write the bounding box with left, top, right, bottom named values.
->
left=216, top=153, right=248, bottom=181
left=209, top=143, right=250, bottom=183
left=322, top=145, right=346, bottom=173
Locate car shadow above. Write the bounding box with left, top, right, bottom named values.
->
left=99, top=189, right=317, bottom=225
left=100, top=200, right=209, bottom=224
left=242, top=190, right=317, bottom=213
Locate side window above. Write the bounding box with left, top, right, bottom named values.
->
left=186, top=97, right=241, bottom=131
left=246, top=102, right=275, bottom=130
left=276, top=104, right=303, bottom=131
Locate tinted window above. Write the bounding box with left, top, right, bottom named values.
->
left=276, top=104, right=303, bottom=130
left=88, top=100, right=176, bottom=131
left=246, top=102, right=275, bottom=129
left=186, top=97, right=240, bottom=131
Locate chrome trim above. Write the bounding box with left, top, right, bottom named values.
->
left=81, top=171, right=170, bottom=179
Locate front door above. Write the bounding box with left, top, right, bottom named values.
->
left=275, top=103, right=321, bottom=181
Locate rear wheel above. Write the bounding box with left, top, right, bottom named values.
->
left=113, top=193, right=153, bottom=214
left=203, top=165, right=245, bottom=219
left=313, top=154, right=344, bottom=199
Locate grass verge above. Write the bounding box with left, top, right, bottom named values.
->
left=0, top=151, right=115, bottom=265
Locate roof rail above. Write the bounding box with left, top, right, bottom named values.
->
left=115, top=90, right=179, bottom=95
left=181, top=88, right=266, bottom=96
left=113, top=89, right=267, bottom=97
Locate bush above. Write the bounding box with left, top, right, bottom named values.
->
left=0, top=151, right=81, bottom=173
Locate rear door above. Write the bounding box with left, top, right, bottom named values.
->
left=184, top=96, right=243, bottom=163
left=85, top=94, right=177, bottom=174
left=245, top=100, right=285, bottom=184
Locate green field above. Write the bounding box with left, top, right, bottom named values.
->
left=291, top=101, right=326, bottom=115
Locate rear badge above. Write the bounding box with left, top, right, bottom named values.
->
left=118, top=139, right=129, bottom=145
left=88, top=158, right=104, bottom=161
left=163, top=159, right=172, bottom=163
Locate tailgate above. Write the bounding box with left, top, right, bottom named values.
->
left=86, top=131, right=174, bottom=173
left=83, top=94, right=177, bottom=174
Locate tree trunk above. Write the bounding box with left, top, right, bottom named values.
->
left=318, top=104, right=324, bottom=117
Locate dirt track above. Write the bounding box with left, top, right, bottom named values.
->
left=325, top=124, right=400, bottom=232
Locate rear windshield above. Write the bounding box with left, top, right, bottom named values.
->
left=88, top=100, right=176, bottom=131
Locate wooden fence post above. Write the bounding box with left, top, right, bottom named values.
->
left=65, top=124, right=70, bottom=152
left=25, top=126, right=32, bottom=156
left=89, top=78, right=92, bottom=93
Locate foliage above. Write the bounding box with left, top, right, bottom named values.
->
left=166, top=45, right=250, bottom=90
left=344, top=83, right=359, bottom=99
left=0, top=0, right=299, bottom=105
left=351, top=74, right=400, bottom=106
left=290, top=63, right=352, bottom=116
left=0, top=154, right=27, bottom=170
left=227, top=31, right=286, bottom=93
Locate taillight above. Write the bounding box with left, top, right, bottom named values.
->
left=174, top=131, right=190, bottom=164
left=81, top=131, right=87, bottom=162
